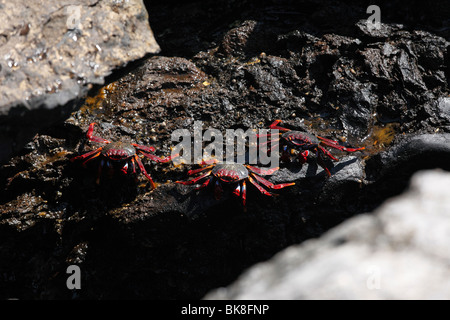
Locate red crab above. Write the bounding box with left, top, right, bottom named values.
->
left=70, top=122, right=177, bottom=188
left=176, top=159, right=295, bottom=208
left=261, top=120, right=365, bottom=176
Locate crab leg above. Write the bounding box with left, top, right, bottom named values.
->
left=268, top=141, right=280, bottom=152
left=130, top=157, right=137, bottom=174
left=121, top=162, right=127, bottom=175
left=256, top=130, right=281, bottom=145
left=241, top=181, right=247, bottom=208
left=257, top=139, right=281, bottom=152
left=176, top=170, right=212, bottom=185
left=132, top=143, right=156, bottom=153
left=247, top=175, right=273, bottom=196
left=251, top=173, right=295, bottom=190
left=256, top=132, right=281, bottom=139
left=233, top=181, right=247, bottom=208
left=256, top=138, right=281, bottom=158
left=233, top=183, right=241, bottom=197
left=187, top=165, right=215, bottom=176
left=316, top=149, right=332, bottom=177
left=318, top=145, right=339, bottom=161
left=268, top=119, right=291, bottom=131
left=70, top=147, right=102, bottom=164
left=195, top=176, right=212, bottom=191
left=197, top=158, right=220, bottom=165
left=139, top=151, right=179, bottom=163
left=135, top=156, right=156, bottom=189
left=318, top=136, right=365, bottom=152
left=296, top=150, right=309, bottom=164
left=246, top=165, right=279, bottom=176
left=86, top=123, right=111, bottom=144
left=82, top=151, right=103, bottom=167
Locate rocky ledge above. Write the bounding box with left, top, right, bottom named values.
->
left=0, top=0, right=449, bottom=299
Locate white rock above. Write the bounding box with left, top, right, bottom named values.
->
left=204, top=169, right=450, bottom=300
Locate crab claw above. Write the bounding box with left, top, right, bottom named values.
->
left=268, top=119, right=291, bottom=131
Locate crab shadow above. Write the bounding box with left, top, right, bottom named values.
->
left=61, top=157, right=148, bottom=215
left=328, top=157, right=359, bottom=175
left=274, top=156, right=358, bottom=183
left=169, top=182, right=240, bottom=219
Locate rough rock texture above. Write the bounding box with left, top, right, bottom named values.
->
left=204, top=169, right=450, bottom=300
left=0, top=0, right=160, bottom=163
left=0, top=0, right=449, bottom=299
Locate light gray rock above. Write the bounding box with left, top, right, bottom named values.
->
left=0, top=0, right=160, bottom=162
left=0, top=0, right=159, bottom=110
left=204, top=169, right=450, bottom=299
left=356, top=19, right=404, bottom=38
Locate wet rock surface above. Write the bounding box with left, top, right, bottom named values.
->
left=0, top=0, right=160, bottom=163
left=0, top=0, right=449, bottom=299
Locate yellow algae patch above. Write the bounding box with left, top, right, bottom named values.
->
left=363, top=123, right=399, bottom=156
left=80, top=81, right=117, bottom=113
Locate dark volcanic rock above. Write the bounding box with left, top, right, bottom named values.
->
left=0, top=0, right=160, bottom=163
left=0, top=0, right=449, bottom=300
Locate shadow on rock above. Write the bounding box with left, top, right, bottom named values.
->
left=362, top=133, right=450, bottom=208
